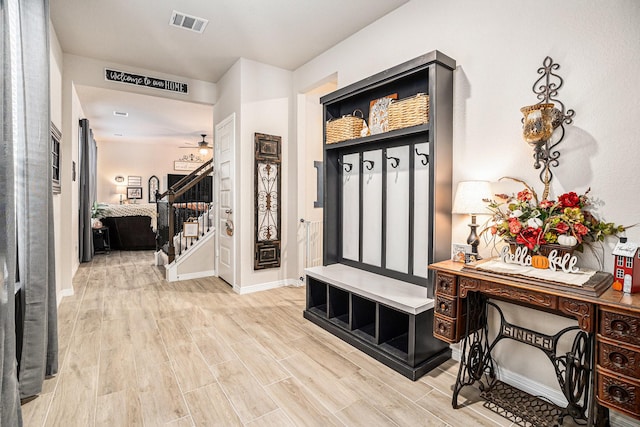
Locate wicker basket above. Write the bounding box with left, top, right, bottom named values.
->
left=326, top=109, right=366, bottom=144
left=388, top=93, right=429, bottom=131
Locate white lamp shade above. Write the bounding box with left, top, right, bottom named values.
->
left=115, top=185, right=127, bottom=195
left=452, top=181, right=492, bottom=215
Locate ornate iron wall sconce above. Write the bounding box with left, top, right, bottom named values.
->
left=521, top=56, right=575, bottom=200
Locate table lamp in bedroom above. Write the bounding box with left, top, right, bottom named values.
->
left=116, top=185, right=126, bottom=205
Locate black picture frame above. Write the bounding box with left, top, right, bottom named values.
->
left=127, top=186, right=142, bottom=199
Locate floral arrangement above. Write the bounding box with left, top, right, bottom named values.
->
left=484, top=178, right=627, bottom=254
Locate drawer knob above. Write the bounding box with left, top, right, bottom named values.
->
left=440, top=302, right=449, bottom=310
left=439, top=280, right=449, bottom=290
left=611, top=319, right=630, bottom=334
left=609, top=352, right=628, bottom=368
left=437, top=322, right=446, bottom=333
left=608, top=385, right=630, bottom=404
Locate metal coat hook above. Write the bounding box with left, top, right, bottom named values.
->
left=415, top=148, right=429, bottom=166
left=362, top=159, right=375, bottom=170
left=385, top=154, right=400, bottom=169
left=338, top=158, right=353, bottom=173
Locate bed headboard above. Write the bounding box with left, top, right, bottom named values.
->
left=167, top=174, right=213, bottom=203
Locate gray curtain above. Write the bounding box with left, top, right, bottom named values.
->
left=1, top=1, right=23, bottom=424
left=79, top=119, right=97, bottom=262
left=2, top=0, right=58, bottom=416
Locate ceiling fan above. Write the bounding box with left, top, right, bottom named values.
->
left=180, top=134, right=212, bottom=155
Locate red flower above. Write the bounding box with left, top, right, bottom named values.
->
left=539, top=200, right=554, bottom=209
left=516, top=227, right=546, bottom=250
left=555, top=222, right=569, bottom=234
left=517, top=189, right=533, bottom=202
left=508, top=217, right=522, bottom=235
left=558, top=192, right=580, bottom=208
left=574, top=223, right=589, bottom=237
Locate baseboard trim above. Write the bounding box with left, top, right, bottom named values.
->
left=450, top=345, right=568, bottom=407
left=234, top=279, right=299, bottom=295
left=57, top=288, right=75, bottom=306
left=168, top=269, right=216, bottom=282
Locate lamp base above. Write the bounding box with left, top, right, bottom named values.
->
left=466, top=215, right=482, bottom=260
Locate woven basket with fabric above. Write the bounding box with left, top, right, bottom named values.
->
left=326, top=109, right=365, bottom=144
left=388, top=93, right=429, bottom=131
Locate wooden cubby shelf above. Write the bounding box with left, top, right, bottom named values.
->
left=304, top=264, right=450, bottom=380
left=305, top=50, right=456, bottom=381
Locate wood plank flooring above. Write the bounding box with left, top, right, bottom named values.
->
left=21, top=251, right=576, bottom=426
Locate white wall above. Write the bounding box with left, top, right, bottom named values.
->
left=212, top=59, right=242, bottom=287
left=62, top=54, right=217, bottom=105
left=49, top=24, right=65, bottom=303
left=238, top=58, right=295, bottom=291
left=293, top=0, right=640, bottom=400
left=96, top=141, right=211, bottom=204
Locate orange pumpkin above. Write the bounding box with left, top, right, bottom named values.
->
left=612, top=281, right=623, bottom=291
left=531, top=255, right=549, bottom=269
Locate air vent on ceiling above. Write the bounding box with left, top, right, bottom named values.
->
left=169, top=10, right=208, bottom=34
left=113, top=111, right=128, bottom=117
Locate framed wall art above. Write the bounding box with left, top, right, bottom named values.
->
left=254, top=133, right=281, bottom=270
left=126, top=186, right=142, bottom=200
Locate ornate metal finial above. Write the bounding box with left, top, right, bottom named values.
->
left=523, top=56, right=575, bottom=199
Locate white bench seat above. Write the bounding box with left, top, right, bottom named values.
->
left=305, top=264, right=434, bottom=315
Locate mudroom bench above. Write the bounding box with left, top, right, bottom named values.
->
left=303, top=264, right=450, bottom=380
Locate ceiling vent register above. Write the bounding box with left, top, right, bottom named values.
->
left=169, top=10, right=208, bottom=34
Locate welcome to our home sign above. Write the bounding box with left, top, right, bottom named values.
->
left=105, top=69, right=188, bottom=94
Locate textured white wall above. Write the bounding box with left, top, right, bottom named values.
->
left=293, top=0, right=640, bottom=400
left=238, top=58, right=294, bottom=290
left=49, top=25, right=64, bottom=303
left=95, top=140, right=210, bottom=204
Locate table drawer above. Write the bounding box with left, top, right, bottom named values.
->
left=435, top=273, right=456, bottom=297
left=435, top=294, right=457, bottom=318
left=434, top=314, right=457, bottom=343
left=598, top=338, right=640, bottom=379
left=600, top=309, right=640, bottom=347
left=597, top=368, right=640, bottom=417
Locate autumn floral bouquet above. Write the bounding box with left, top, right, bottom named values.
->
left=483, top=178, right=627, bottom=254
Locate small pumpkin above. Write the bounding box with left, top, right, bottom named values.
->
left=531, top=254, right=549, bottom=269
left=612, top=281, right=623, bottom=292
left=558, top=234, right=578, bottom=247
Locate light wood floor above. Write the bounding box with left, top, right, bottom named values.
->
left=20, top=251, right=569, bottom=426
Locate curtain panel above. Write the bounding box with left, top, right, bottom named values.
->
left=2, top=0, right=58, bottom=422
left=1, top=1, right=23, bottom=424
left=78, top=118, right=97, bottom=262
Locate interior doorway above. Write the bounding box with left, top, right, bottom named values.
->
left=296, top=77, right=337, bottom=279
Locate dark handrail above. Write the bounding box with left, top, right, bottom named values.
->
left=157, top=158, right=213, bottom=200
left=156, top=158, right=214, bottom=264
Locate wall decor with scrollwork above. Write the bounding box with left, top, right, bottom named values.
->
left=254, top=133, right=281, bottom=270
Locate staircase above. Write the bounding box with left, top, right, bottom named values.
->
left=155, top=160, right=216, bottom=281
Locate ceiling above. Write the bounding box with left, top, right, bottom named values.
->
left=50, top=0, right=408, bottom=147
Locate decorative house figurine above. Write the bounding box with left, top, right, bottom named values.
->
left=612, top=237, right=640, bottom=293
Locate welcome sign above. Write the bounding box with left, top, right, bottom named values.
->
left=105, top=69, right=188, bottom=94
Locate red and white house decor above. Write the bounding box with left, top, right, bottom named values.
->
left=612, top=238, right=640, bottom=293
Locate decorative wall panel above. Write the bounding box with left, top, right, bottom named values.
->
left=254, top=133, right=281, bottom=270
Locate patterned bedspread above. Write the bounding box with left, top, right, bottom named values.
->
left=103, top=203, right=158, bottom=231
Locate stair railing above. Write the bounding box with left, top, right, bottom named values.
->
left=156, top=159, right=214, bottom=263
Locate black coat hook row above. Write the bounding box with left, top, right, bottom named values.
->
left=338, top=158, right=353, bottom=172
left=415, top=148, right=429, bottom=165
left=385, top=154, right=400, bottom=168
left=362, top=159, right=375, bottom=170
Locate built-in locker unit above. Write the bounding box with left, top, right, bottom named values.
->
left=304, top=51, right=456, bottom=380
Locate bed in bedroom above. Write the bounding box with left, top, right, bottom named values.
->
left=101, top=203, right=158, bottom=250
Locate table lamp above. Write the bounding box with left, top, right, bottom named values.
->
left=116, top=185, right=126, bottom=204
left=452, top=181, right=492, bottom=258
